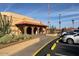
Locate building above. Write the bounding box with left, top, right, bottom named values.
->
left=1, top=12, right=48, bottom=35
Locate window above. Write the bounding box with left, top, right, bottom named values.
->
left=74, top=30, right=79, bottom=32
left=77, top=34, right=79, bottom=36
left=68, top=32, right=76, bottom=35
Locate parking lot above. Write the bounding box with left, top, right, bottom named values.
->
left=34, top=37, right=79, bottom=56
left=52, top=41, right=79, bottom=56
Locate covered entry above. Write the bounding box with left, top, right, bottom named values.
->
left=27, top=27, right=32, bottom=34
left=34, top=27, right=37, bottom=34
left=16, top=21, right=48, bottom=35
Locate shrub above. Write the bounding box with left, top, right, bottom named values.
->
left=0, top=34, right=25, bottom=44
left=0, top=34, right=33, bottom=44
left=13, top=34, right=24, bottom=40
left=0, top=34, right=13, bottom=44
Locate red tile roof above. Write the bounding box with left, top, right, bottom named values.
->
left=16, top=21, right=47, bottom=27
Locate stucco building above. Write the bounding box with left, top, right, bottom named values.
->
left=1, top=12, right=48, bottom=35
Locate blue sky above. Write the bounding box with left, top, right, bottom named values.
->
left=0, top=3, right=79, bottom=28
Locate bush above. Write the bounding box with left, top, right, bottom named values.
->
left=0, top=34, right=25, bottom=44
left=0, top=34, right=33, bottom=44
left=13, top=34, right=24, bottom=41
left=0, top=33, right=5, bottom=37
left=0, top=34, right=13, bottom=44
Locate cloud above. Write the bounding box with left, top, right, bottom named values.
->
left=4, top=4, right=14, bottom=12
left=50, top=5, right=79, bottom=17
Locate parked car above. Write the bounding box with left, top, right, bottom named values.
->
left=59, top=31, right=67, bottom=37
left=60, top=29, right=79, bottom=35
left=73, top=29, right=79, bottom=33
left=60, top=31, right=73, bottom=37
left=62, top=32, right=79, bottom=44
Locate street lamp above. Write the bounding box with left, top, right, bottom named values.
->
left=59, top=14, right=61, bottom=29
left=72, top=20, right=74, bottom=28
left=48, top=3, right=51, bottom=28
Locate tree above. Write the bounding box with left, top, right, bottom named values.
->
left=0, top=13, right=12, bottom=37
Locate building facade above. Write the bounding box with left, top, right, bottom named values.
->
left=1, top=12, right=48, bottom=35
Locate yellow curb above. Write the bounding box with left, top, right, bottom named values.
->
left=33, top=39, right=54, bottom=56
left=56, top=40, right=59, bottom=43
left=58, top=37, right=62, bottom=41
left=51, top=43, right=56, bottom=50
left=60, top=37, right=62, bottom=40
left=47, top=53, right=50, bottom=56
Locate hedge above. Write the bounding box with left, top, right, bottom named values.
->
left=0, top=34, right=13, bottom=44
left=0, top=34, right=33, bottom=44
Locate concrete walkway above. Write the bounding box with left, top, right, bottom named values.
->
left=12, top=35, right=56, bottom=56
left=0, top=34, right=56, bottom=56
left=0, top=38, right=40, bottom=56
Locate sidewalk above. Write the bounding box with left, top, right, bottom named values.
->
left=12, top=35, right=55, bottom=56
left=46, top=34, right=58, bottom=37
left=0, top=38, right=40, bottom=56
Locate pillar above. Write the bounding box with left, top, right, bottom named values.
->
left=37, top=27, right=40, bottom=34
left=45, top=28, right=47, bottom=34
left=31, top=27, right=34, bottom=35
left=41, top=28, right=43, bottom=34
left=24, top=26, right=27, bottom=35
left=42, top=28, right=46, bottom=34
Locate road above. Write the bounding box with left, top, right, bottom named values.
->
left=34, top=37, right=79, bottom=56
left=12, top=35, right=56, bottom=56
left=52, top=42, right=79, bottom=56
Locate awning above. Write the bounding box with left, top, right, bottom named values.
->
left=16, top=21, right=48, bottom=27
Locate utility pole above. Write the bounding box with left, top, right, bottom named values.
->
left=48, top=3, right=51, bottom=28
left=59, top=14, right=61, bottom=29
left=72, top=19, right=74, bottom=28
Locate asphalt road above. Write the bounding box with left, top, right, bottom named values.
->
left=12, top=35, right=55, bottom=56
left=52, top=42, right=79, bottom=56
left=35, top=37, right=79, bottom=56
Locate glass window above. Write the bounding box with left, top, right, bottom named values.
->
left=74, top=30, right=79, bottom=32
left=68, top=32, right=76, bottom=35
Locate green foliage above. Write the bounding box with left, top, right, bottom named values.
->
left=0, top=34, right=23, bottom=44
left=0, top=13, right=12, bottom=37
left=0, top=34, right=34, bottom=44
left=12, top=34, right=24, bottom=41
left=0, top=34, right=13, bottom=44
left=0, top=13, right=34, bottom=44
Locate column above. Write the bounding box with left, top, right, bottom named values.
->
left=31, top=27, right=34, bottom=35
left=42, top=28, right=44, bottom=34
left=44, top=28, right=46, bottom=34
left=24, top=26, right=27, bottom=35
left=37, top=27, right=40, bottom=34
left=45, top=28, right=47, bottom=34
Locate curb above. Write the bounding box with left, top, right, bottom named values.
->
left=33, top=37, right=62, bottom=56
left=33, top=39, right=54, bottom=56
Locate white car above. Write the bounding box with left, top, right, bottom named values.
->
left=62, top=32, right=79, bottom=44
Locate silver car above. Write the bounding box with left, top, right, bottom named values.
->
left=62, top=32, right=79, bottom=44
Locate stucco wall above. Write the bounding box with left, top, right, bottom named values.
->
left=0, top=12, right=45, bottom=35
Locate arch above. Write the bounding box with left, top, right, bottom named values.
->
left=34, top=27, right=37, bottom=34
left=39, top=27, right=43, bottom=34
left=27, top=27, right=32, bottom=34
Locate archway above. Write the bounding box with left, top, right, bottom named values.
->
left=27, top=27, right=32, bottom=34
left=39, top=27, right=43, bottom=34
left=34, top=27, right=37, bottom=34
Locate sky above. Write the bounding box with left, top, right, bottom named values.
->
left=0, top=3, right=79, bottom=28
